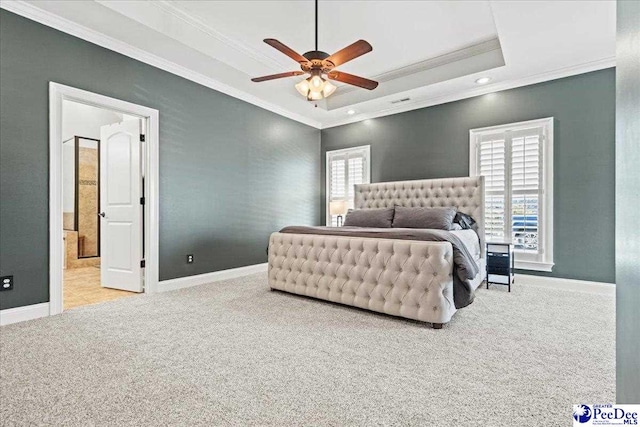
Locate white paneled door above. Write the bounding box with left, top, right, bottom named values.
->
left=99, top=120, right=144, bottom=292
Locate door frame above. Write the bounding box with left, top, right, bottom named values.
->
left=49, top=82, right=160, bottom=315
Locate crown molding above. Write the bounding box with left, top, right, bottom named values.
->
left=325, top=38, right=505, bottom=111
left=321, top=55, right=616, bottom=129
left=138, top=0, right=288, bottom=72
left=333, top=37, right=503, bottom=99
left=0, top=0, right=322, bottom=129
left=381, top=38, right=502, bottom=82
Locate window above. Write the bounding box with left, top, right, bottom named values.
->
left=470, top=118, right=554, bottom=271
left=326, top=145, right=370, bottom=226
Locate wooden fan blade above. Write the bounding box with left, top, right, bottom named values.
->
left=251, top=71, right=305, bottom=82
left=264, top=39, right=310, bottom=64
left=327, top=71, right=378, bottom=90
left=326, top=40, right=372, bottom=67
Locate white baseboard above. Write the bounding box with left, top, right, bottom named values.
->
left=0, top=264, right=267, bottom=325
left=515, top=274, right=615, bottom=295
left=157, top=263, right=268, bottom=293
left=0, top=303, right=50, bottom=326
left=0, top=271, right=611, bottom=326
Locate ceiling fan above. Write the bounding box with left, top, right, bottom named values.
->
left=251, top=0, right=378, bottom=101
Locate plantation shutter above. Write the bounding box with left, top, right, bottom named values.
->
left=329, top=153, right=346, bottom=202
left=479, top=133, right=507, bottom=241
left=327, top=146, right=370, bottom=226
left=347, top=155, right=365, bottom=203
left=476, top=127, right=544, bottom=253
left=510, top=129, right=542, bottom=253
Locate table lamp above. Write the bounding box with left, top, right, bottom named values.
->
left=329, top=200, right=348, bottom=227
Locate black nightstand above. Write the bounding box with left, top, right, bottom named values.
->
left=486, top=241, right=514, bottom=292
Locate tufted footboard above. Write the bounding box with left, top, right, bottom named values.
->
left=268, top=232, right=458, bottom=326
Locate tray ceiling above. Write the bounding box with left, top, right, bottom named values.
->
left=2, top=0, right=616, bottom=128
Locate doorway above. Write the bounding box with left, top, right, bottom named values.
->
left=49, top=83, right=160, bottom=315
left=62, top=101, right=142, bottom=309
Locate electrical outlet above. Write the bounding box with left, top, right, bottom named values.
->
left=1, top=276, right=13, bottom=291
left=186, top=254, right=194, bottom=264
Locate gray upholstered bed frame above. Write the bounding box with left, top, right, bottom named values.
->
left=268, top=176, right=486, bottom=328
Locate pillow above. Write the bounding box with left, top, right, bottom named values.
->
left=450, top=223, right=463, bottom=231
left=454, top=212, right=477, bottom=230
left=343, top=208, right=394, bottom=228
left=392, top=207, right=457, bottom=230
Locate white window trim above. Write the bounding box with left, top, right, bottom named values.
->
left=326, top=145, right=371, bottom=226
left=470, top=117, right=554, bottom=272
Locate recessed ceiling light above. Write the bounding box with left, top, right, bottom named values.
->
left=475, top=77, right=492, bottom=85
left=347, top=109, right=356, bottom=115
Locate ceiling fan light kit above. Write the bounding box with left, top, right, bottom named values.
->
left=295, top=72, right=337, bottom=100
left=251, top=0, right=378, bottom=101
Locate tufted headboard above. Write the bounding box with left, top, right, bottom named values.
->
left=354, top=176, right=485, bottom=257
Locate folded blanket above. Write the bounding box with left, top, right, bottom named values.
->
left=278, top=226, right=480, bottom=309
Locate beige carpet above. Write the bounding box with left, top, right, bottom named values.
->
left=0, top=273, right=615, bottom=426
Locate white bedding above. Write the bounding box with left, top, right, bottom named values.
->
left=450, top=229, right=482, bottom=262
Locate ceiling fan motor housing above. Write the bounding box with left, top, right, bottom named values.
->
left=301, top=51, right=335, bottom=74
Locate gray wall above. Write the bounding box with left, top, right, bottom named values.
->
left=322, top=68, right=616, bottom=283
left=616, top=0, right=640, bottom=404
left=0, top=10, right=320, bottom=310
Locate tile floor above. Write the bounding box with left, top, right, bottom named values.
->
left=64, top=266, right=137, bottom=310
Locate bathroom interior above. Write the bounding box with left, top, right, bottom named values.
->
left=62, top=100, right=139, bottom=309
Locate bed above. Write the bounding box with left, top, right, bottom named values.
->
left=268, top=176, right=486, bottom=328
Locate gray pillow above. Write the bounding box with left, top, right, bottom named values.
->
left=343, top=208, right=394, bottom=228
left=392, top=207, right=457, bottom=230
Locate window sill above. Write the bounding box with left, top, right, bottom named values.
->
left=514, top=260, right=554, bottom=272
